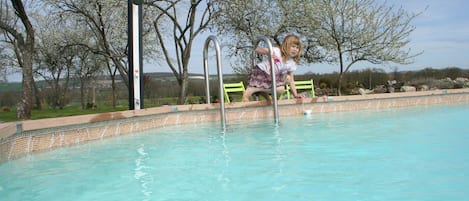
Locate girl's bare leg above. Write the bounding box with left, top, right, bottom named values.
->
left=259, top=92, right=271, bottom=101
left=243, top=87, right=272, bottom=102
left=242, top=87, right=257, bottom=101
left=243, top=86, right=286, bottom=102
left=285, top=74, right=293, bottom=85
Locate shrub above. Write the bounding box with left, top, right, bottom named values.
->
left=1, top=106, right=10, bottom=112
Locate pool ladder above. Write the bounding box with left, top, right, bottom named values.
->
left=203, top=35, right=279, bottom=130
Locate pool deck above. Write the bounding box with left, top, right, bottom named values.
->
left=1, top=88, right=468, bottom=163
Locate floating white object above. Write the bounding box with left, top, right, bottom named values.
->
left=303, top=110, right=312, bottom=116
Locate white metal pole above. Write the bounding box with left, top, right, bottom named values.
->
left=132, top=4, right=141, bottom=110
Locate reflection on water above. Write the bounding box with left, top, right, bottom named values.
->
left=0, top=104, right=468, bottom=201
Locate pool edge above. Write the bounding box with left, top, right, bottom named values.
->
left=1, top=88, right=468, bottom=163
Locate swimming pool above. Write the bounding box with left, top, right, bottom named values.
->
left=1, top=103, right=468, bottom=201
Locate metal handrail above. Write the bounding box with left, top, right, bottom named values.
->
left=254, top=36, right=279, bottom=125
left=203, top=35, right=226, bottom=129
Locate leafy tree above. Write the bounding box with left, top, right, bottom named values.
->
left=34, top=14, right=73, bottom=109
left=307, top=0, right=422, bottom=95
left=0, top=0, right=36, bottom=119
left=48, top=0, right=159, bottom=108
left=212, top=0, right=318, bottom=74
left=146, top=0, right=215, bottom=104
left=212, top=0, right=421, bottom=96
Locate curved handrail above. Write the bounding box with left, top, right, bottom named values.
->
left=203, top=35, right=226, bottom=129
left=254, top=36, right=279, bottom=125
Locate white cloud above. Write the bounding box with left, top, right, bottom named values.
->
left=395, top=0, right=469, bottom=69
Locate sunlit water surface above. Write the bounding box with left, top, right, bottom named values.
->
left=1, top=104, right=468, bottom=201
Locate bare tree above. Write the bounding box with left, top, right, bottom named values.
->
left=308, top=0, right=422, bottom=95
left=146, top=0, right=214, bottom=104
left=0, top=0, right=36, bottom=119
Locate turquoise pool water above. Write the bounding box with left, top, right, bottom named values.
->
left=1, top=103, right=468, bottom=201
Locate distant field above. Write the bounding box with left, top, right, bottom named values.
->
left=0, top=96, right=187, bottom=122
left=0, top=82, right=22, bottom=92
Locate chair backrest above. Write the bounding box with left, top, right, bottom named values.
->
left=223, top=81, right=245, bottom=103
left=283, top=79, right=315, bottom=99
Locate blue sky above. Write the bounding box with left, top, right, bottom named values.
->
left=5, top=0, right=468, bottom=82
left=186, top=0, right=469, bottom=75
left=380, top=0, right=469, bottom=72
left=308, top=0, right=469, bottom=73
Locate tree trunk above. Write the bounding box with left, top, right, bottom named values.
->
left=11, top=0, right=35, bottom=119
left=112, top=78, right=117, bottom=108
left=80, top=77, right=86, bottom=109
left=105, top=60, right=118, bottom=108
left=337, top=73, right=343, bottom=96
left=33, top=80, right=42, bottom=110
left=337, top=51, right=344, bottom=96
left=177, top=69, right=189, bottom=104
left=18, top=53, right=33, bottom=119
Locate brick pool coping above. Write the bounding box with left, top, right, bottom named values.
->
left=1, top=88, right=468, bottom=163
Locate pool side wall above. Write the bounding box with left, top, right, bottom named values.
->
left=1, top=89, right=468, bottom=163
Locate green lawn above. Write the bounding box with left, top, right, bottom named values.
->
left=0, top=105, right=128, bottom=122
left=0, top=97, right=183, bottom=122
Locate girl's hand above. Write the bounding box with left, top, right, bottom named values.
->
left=294, top=94, right=305, bottom=99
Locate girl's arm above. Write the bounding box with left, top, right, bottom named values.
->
left=287, top=72, right=304, bottom=99
left=255, top=47, right=270, bottom=55
left=256, top=47, right=281, bottom=63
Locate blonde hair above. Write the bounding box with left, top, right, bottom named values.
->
left=280, top=35, right=302, bottom=64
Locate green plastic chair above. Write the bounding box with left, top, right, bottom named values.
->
left=282, top=79, right=315, bottom=99
left=223, top=81, right=245, bottom=103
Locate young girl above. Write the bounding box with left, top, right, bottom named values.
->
left=242, top=34, right=304, bottom=102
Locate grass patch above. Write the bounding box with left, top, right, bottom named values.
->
left=0, top=109, right=17, bottom=122
left=31, top=106, right=128, bottom=120
left=0, top=98, right=181, bottom=123
left=0, top=105, right=128, bottom=122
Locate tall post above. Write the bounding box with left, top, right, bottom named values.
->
left=128, top=0, right=144, bottom=110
